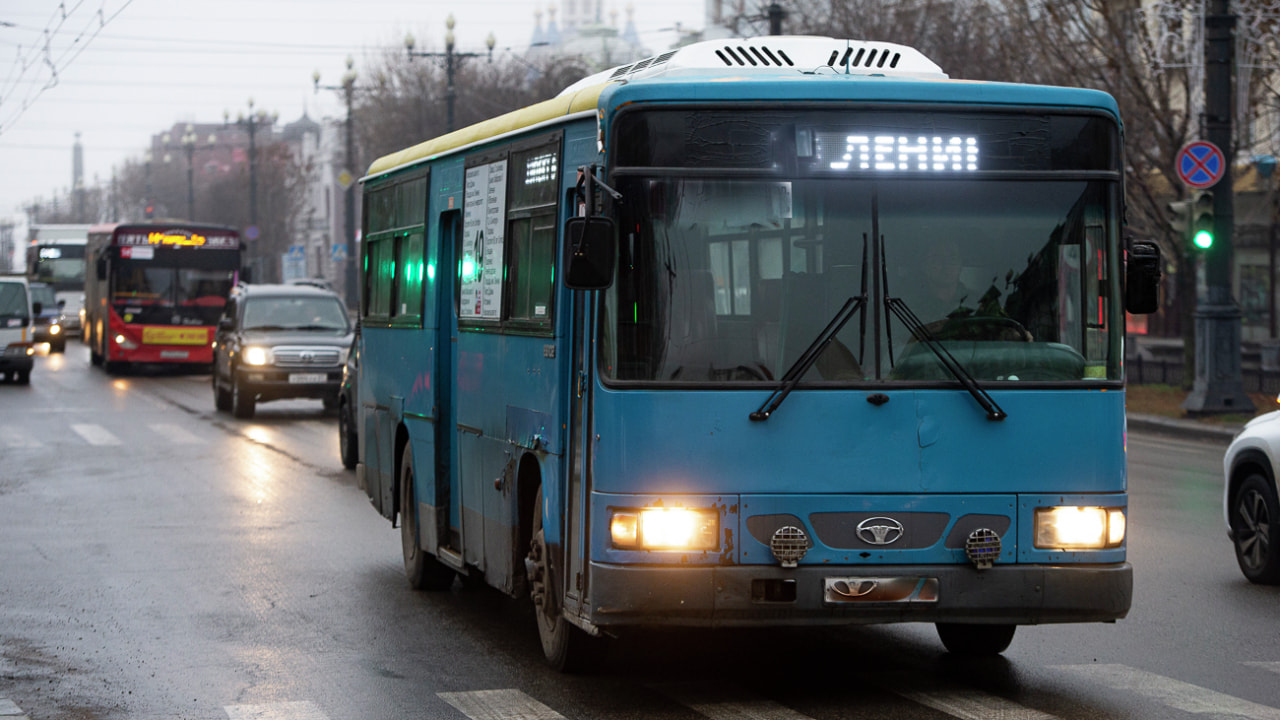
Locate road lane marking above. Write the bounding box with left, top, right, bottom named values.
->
left=71, top=423, right=120, bottom=446
left=1244, top=662, right=1280, bottom=675
left=148, top=423, right=205, bottom=444
left=654, top=683, right=817, bottom=720
left=0, top=698, right=30, bottom=718
left=0, top=425, right=41, bottom=448
left=895, top=690, right=1058, bottom=720
left=438, top=689, right=565, bottom=720
left=1055, top=663, right=1280, bottom=719
left=224, top=701, right=329, bottom=720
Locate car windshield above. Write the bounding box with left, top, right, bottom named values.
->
left=242, top=295, right=349, bottom=333
left=30, top=285, right=57, bottom=309
left=0, top=282, right=28, bottom=321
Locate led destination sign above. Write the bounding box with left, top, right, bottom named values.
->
left=819, top=134, right=979, bottom=172
left=117, top=230, right=239, bottom=248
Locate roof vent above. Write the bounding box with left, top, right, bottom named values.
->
left=558, top=37, right=947, bottom=97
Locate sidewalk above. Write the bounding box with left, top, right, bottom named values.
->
left=1126, top=412, right=1244, bottom=444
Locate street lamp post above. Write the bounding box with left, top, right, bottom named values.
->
left=165, top=124, right=216, bottom=221
left=314, top=56, right=361, bottom=309
left=405, top=15, right=495, bottom=133
left=226, top=99, right=276, bottom=280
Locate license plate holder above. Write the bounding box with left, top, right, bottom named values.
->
left=289, top=373, right=327, bottom=384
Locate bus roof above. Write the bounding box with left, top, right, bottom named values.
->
left=363, top=36, right=1118, bottom=181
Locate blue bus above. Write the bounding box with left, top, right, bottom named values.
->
left=355, top=36, right=1161, bottom=671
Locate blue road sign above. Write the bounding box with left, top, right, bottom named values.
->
left=1177, top=140, right=1225, bottom=189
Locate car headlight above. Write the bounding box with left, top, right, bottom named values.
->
left=242, top=346, right=270, bottom=366
left=1034, top=506, right=1125, bottom=549
left=610, top=508, right=719, bottom=550
left=49, top=323, right=61, bottom=335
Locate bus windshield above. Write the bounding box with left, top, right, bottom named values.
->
left=604, top=112, right=1121, bottom=386
left=31, top=245, right=86, bottom=291
left=112, top=264, right=236, bottom=326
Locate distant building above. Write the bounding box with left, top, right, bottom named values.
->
left=527, top=1, right=649, bottom=71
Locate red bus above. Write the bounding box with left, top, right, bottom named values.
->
left=84, top=222, right=243, bottom=372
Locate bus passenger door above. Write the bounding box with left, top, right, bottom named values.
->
left=430, top=211, right=460, bottom=559
left=564, top=290, right=592, bottom=617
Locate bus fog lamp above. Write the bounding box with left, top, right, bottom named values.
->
left=609, top=508, right=718, bottom=550
left=769, top=525, right=809, bottom=567
left=1034, top=507, right=1124, bottom=549
left=964, top=528, right=1001, bottom=569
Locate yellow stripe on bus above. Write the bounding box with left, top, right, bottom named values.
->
left=141, top=327, right=209, bottom=345
left=365, top=83, right=610, bottom=177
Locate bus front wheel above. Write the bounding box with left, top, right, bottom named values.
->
left=399, top=444, right=455, bottom=591
left=527, top=490, right=606, bottom=672
left=936, top=623, right=1016, bottom=656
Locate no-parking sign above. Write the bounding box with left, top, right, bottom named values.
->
left=1176, top=140, right=1225, bottom=189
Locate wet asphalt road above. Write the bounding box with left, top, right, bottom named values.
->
left=2, top=343, right=1279, bottom=720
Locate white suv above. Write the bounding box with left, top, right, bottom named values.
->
left=1224, top=408, right=1280, bottom=583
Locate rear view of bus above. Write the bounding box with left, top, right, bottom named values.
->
left=85, top=223, right=242, bottom=373
left=357, top=36, right=1161, bottom=671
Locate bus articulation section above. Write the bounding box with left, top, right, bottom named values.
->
left=85, top=222, right=242, bottom=372
left=354, top=36, right=1161, bottom=671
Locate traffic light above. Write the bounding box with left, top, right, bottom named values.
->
left=145, top=204, right=154, bottom=219
left=1191, top=190, right=1214, bottom=250
left=1167, top=198, right=1192, bottom=237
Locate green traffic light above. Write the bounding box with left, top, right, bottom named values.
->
left=1193, top=229, right=1214, bottom=249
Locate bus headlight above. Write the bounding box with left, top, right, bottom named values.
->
left=1034, top=507, right=1125, bottom=549
left=113, top=333, right=137, bottom=350
left=610, top=508, right=719, bottom=550
left=242, top=346, right=270, bottom=366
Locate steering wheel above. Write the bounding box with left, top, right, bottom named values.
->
left=934, top=316, right=1031, bottom=342
left=733, top=363, right=773, bottom=381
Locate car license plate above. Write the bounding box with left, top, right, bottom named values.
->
left=159, top=350, right=189, bottom=359
left=289, top=373, right=327, bottom=384
left=823, top=576, right=939, bottom=604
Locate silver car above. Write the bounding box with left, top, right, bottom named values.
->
left=1224, top=406, right=1280, bottom=584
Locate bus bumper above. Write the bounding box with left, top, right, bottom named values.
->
left=586, top=562, right=1131, bottom=627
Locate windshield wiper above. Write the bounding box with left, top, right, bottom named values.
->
left=885, top=298, right=1007, bottom=421
left=750, top=296, right=864, bottom=422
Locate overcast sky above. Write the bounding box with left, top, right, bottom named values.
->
left=0, top=0, right=704, bottom=243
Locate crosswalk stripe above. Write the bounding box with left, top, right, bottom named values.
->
left=654, top=684, right=817, bottom=720
left=892, top=689, right=1058, bottom=720
left=0, top=425, right=41, bottom=448
left=1054, top=663, right=1280, bottom=719
left=148, top=423, right=205, bottom=444
left=224, top=701, right=329, bottom=720
left=71, top=423, right=120, bottom=446
left=438, top=689, right=565, bottom=720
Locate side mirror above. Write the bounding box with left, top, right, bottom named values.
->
left=563, top=216, right=616, bottom=290
left=218, top=317, right=235, bottom=331
left=31, top=301, right=43, bottom=316
left=1125, top=241, right=1161, bottom=314
left=96, top=256, right=107, bottom=281
left=57, top=299, right=66, bottom=309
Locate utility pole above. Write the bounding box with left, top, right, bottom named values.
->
left=1183, top=0, right=1254, bottom=415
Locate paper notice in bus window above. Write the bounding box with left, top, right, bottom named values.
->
left=461, top=160, right=508, bottom=320
left=122, top=246, right=155, bottom=260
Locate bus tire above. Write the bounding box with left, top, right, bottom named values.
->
left=1231, top=473, right=1280, bottom=584
left=935, top=623, right=1016, bottom=656
left=399, top=444, right=455, bottom=591
left=338, top=399, right=358, bottom=469
left=528, top=489, right=607, bottom=672
left=231, top=379, right=255, bottom=419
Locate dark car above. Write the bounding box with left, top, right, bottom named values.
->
left=211, top=283, right=352, bottom=419
left=337, top=329, right=359, bottom=469
left=29, top=282, right=67, bottom=353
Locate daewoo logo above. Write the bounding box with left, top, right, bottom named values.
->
left=856, top=517, right=905, bottom=546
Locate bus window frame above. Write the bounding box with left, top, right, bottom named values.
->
left=361, top=169, right=430, bottom=330
left=456, top=131, right=563, bottom=338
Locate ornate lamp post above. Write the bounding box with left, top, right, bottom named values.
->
left=314, top=56, right=361, bottom=308
left=405, top=15, right=495, bottom=133
left=225, top=99, right=276, bottom=280
left=163, top=124, right=216, bottom=221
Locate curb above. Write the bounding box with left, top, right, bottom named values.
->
left=1126, top=412, right=1240, bottom=444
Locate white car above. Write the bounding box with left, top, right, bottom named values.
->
left=1224, top=408, right=1280, bottom=584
